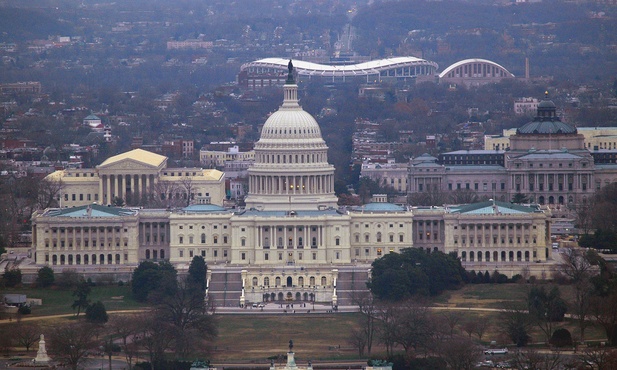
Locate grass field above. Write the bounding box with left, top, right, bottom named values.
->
left=213, top=314, right=363, bottom=361
left=1, top=284, right=147, bottom=316
left=1, top=282, right=609, bottom=362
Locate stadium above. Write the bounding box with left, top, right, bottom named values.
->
left=238, top=57, right=439, bottom=89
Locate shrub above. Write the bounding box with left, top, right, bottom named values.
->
left=550, top=328, right=573, bottom=347
left=85, top=301, right=108, bottom=324
left=2, top=268, right=22, bottom=287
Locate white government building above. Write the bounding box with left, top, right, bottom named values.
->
left=31, top=64, right=553, bottom=306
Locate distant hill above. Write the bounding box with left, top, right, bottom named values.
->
left=0, top=7, right=75, bottom=42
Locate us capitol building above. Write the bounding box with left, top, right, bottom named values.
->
left=30, top=63, right=552, bottom=306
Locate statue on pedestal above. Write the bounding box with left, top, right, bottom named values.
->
left=34, top=334, right=51, bottom=363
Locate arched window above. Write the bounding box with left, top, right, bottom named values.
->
left=252, top=277, right=258, bottom=286
left=298, top=276, right=304, bottom=286
left=84, top=254, right=89, bottom=265
left=115, top=254, right=120, bottom=264
left=201, top=233, right=206, bottom=243
left=92, top=254, right=96, bottom=264
left=321, top=276, right=327, bottom=286
left=461, top=251, right=466, bottom=261
left=485, top=251, right=490, bottom=261
left=549, top=196, right=555, bottom=204
left=376, top=232, right=382, bottom=242
left=309, top=276, right=315, bottom=286
left=160, top=249, right=165, bottom=259
left=469, top=251, right=475, bottom=262
left=264, top=277, right=270, bottom=286
left=524, top=251, right=530, bottom=261
left=517, top=251, right=522, bottom=261
left=275, top=277, right=281, bottom=286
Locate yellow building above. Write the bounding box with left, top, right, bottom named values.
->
left=46, top=148, right=225, bottom=207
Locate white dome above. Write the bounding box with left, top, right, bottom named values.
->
left=260, top=109, right=323, bottom=140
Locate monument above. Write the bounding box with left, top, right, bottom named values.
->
left=268, top=340, right=312, bottom=370
left=34, top=334, right=51, bottom=363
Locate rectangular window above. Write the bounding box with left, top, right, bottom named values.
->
left=241, top=252, right=246, bottom=260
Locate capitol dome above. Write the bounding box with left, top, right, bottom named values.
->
left=244, top=61, right=338, bottom=211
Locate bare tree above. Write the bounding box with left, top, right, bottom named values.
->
left=144, top=180, right=184, bottom=208
left=37, top=178, right=63, bottom=210
left=462, top=320, right=477, bottom=339
left=347, top=327, right=368, bottom=357
left=14, top=322, right=41, bottom=352
left=448, top=188, right=479, bottom=204
left=559, top=247, right=600, bottom=341
left=440, top=310, right=464, bottom=337
left=590, top=292, right=617, bottom=346
left=581, top=346, right=617, bottom=370
left=437, top=336, right=482, bottom=370
left=474, top=318, right=491, bottom=342
left=390, top=299, right=436, bottom=357
left=47, top=322, right=99, bottom=370
left=180, top=176, right=195, bottom=206
left=375, top=301, right=398, bottom=357
left=134, top=313, right=176, bottom=370
left=511, top=348, right=568, bottom=370
left=350, top=291, right=378, bottom=356
left=108, top=314, right=141, bottom=369
left=152, top=279, right=218, bottom=359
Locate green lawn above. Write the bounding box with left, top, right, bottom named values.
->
left=2, top=285, right=147, bottom=316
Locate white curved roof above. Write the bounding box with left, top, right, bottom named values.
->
left=438, top=58, right=514, bottom=78
left=242, top=57, right=438, bottom=77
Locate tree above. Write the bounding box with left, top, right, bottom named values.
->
left=558, top=248, right=601, bottom=341
left=448, top=188, right=479, bottom=204
left=581, top=347, right=617, bottom=370
left=134, top=313, right=176, bottom=370
left=440, top=310, right=464, bottom=337
left=527, top=286, right=567, bottom=343
left=85, top=301, right=108, bottom=324
left=512, top=192, right=530, bottom=204
left=437, top=337, right=482, bottom=370
left=350, top=291, right=377, bottom=356
left=109, top=314, right=141, bottom=369
left=71, top=280, right=91, bottom=317
left=500, top=303, right=532, bottom=347
left=389, top=299, right=436, bottom=357
left=369, top=248, right=466, bottom=300
left=550, top=328, right=573, bottom=347
left=36, top=266, right=55, bottom=287
left=48, top=322, right=99, bottom=370
left=590, top=292, right=617, bottom=346
left=187, top=256, right=207, bottom=292
left=474, top=318, right=491, bottom=342
left=152, top=280, right=218, bottom=359
left=14, top=322, right=41, bottom=352
left=2, top=268, right=22, bottom=287
left=511, top=349, right=567, bottom=370
left=131, top=260, right=178, bottom=302
left=36, top=178, right=63, bottom=209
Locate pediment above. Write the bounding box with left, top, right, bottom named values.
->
left=98, top=158, right=160, bottom=171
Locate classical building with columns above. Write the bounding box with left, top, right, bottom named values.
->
left=31, top=64, right=555, bottom=306
left=45, top=148, right=226, bottom=208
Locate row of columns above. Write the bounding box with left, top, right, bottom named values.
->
left=139, top=222, right=170, bottom=246
left=255, top=225, right=325, bottom=249
left=99, top=173, right=156, bottom=204
left=49, top=225, right=127, bottom=250
left=454, top=223, right=538, bottom=247
left=460, top=249, right=539, bottom=262
left=249, top=174, right=333, bottom=195
left=49, top=252, right=124, bottom=265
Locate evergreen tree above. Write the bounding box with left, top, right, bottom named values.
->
left=85, top=301, right=108, bottom=324
left=187, top=256, right=207, bottom=292
left=71, top=280, right=91, bottom=317
left=36, top=266, right=55, bottom=287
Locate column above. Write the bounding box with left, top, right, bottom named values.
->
left=106, top=175, right=112, bottom=205
left=114, top=175, right=119, bottom=201
left=99, top=175, right=104, bottom=205
left=137, top=174, right=143, bottom=200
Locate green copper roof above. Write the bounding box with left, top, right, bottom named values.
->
left=45, top=204, right=137, bottom=217
left=449, top=201, right=539, bottom=215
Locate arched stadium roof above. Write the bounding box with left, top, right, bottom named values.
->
left=241, top=57, right=438, bottom=78
left=438, top=58, right=514, bottom=79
